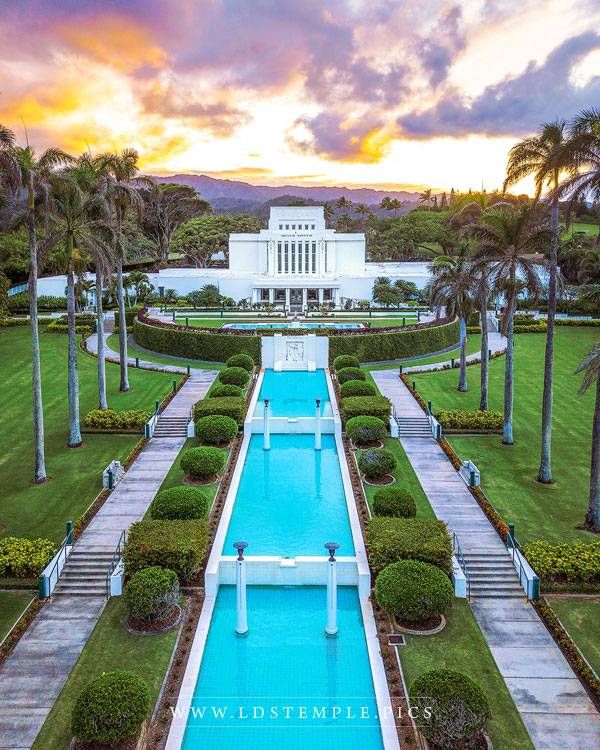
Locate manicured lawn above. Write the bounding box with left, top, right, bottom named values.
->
left=361, top=438, right=434, bottom=519
left=173, top=315, right=419, bottom=329
left=547, top=596, right=600, bottom=676
left=561, top=221, right=599, bottom=240
left=31, top=598, right=179, bottom=750
left=0, top=591, right=34, bottom=642
left=107, top=334, right=224, bottom=370
left=399, top=599, right=534, bottom=750
left=410, top=328, right=598, bottom=543
left=0, top=327, right=175, bottom=541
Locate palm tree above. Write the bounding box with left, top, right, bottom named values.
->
left=322, top=201, right=334, bottom=227
left=419, top=189, right=432, bottom=211
left=0, top=136, right=73, bottom=478
left=504, top=120, right=570, bottom=483
left=473, top=268, right=492, bottom=410
left=575, top=341, right=600, bottom=531
left=127, top=270, right=150, bottom=305
left=471, top=205, right=549, bottom=443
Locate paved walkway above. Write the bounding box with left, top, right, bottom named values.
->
left=401, top=331, right=506, bottom=373
left=371, top=370, right=600, bottom=750
left=0, top=370, right=216, bottom=749
left=86, top=327, right=189, bottom=374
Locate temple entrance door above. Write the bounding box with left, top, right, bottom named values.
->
left=290, top=288, right=303, bottom=312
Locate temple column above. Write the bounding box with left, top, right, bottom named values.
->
left=302, top=288, right=308, bottom=311
left=318, top=288, right=324, bottom=305
left=285, top=288, right=290, bottom=310
left=268, top=288, right=274, bottom=304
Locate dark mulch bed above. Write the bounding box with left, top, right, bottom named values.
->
left=183, top=474, right=221, bottom=486
left=125, top=606, right=183, bottom=635
left=363, top=474, right=395, bottom=486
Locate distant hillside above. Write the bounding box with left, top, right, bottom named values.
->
left=147, top=173, right=419, bottom=215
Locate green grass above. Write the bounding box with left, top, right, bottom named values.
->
left=173, top=315, right=419, bottom=329
left=410, top=328, right=598, bottom=544
left=107, top=334, right=224, bottom=370
left=368, top=337, right=479, bottom=369
left=0, top=328, right=175, bottom=541
left=399, top=599, right=534, bottom=750
left=547, top=596, right=600, bottom=676
left=31, top=598, right=178, bottom=750
left=561, top=221, right=600, bottom=240
left=362, top=438, right=434, bottom=518
left=0, top=591, right=35, bottom=641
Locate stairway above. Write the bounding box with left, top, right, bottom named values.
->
left=463, top=550, right=524, bottom=598
left=53, top=547, right=114, bottom=597
left=152, top=412, right=189, bottom=438
left=396, top=413, right=432, bottom=438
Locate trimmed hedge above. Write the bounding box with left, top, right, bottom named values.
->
left=366, top=517, right=452, bottom=575
left=210, top=383, right=244, bottom=398
left=436, top=409, right=503, bottom=431
left=409, top=670, right=491, bottom=748
left=336, top=366, right=366, bottom=384
left=555, top=318, right=600, bottom=327
left=196, top=414, right=238, bottom=445
left=8, top=293, right=66, bottom=312
left=358, top=448, right=396, bottom=479
left=339, top=380, right=377, bottom=398
left=340, top=395, right=390, bottom=424
left=523, top=540, right=600, bottom=590
left=226, top=353, right=255, bottom=371
left=114, top=306, right=143, bottom=329
left=0, top=536, right=56, bottom=578
left=218, top=366, right=250, bottom=387
left=46, top=319, right=92, bottom=335
left=375, top=559, right=453, bottom=623
left=133, top=316, right=261, bottom=363
left=194, top=396, right=246, bottom=425
left=149, top=486, right=209, bottom=520
left=83, top=408, right=151, bottom=431
left=346, top=416, right=386, bottom=446
left=72, top=671, right=150, bottom=746
left=124, top=520, right=209, bottom=581
left=124, top=566, right=179, bottom=624
left=332, top=354, right=360, bottom=370
left=180, top=446, right=226, bottom=479
left=373, top=487, right=416, bottom=518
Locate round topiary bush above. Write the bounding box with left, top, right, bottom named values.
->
left=409, top=669, right=491, bottom=748
left=346, top=416, right=386, bottom=446
left=149, top=486, right=209, bottom=520
left=373, top=487, right=416, bottom=518
left=333, top=354, right=360, bottom=370
left=339, top=380, right=377, bottom=398
left=71, top=671, right=150, bottom=746
left=336, top=366, right=366, bottom=384
left=218, top=366, right=250, bottom=388
left=196, top=414, right=238, bottom=446
left=210, top=383, right=244, bottom=398
left=375, top=560, right=453, bottom=624
left=180, top=446, right=226, bottom=480
left=226, top=353, right=255, bottom=372
left=357, top=447, right=396, bottom=480
left=125, top=566, right=180, bottom=624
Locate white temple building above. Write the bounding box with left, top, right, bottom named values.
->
left=33, top=206, right=434, bottom=307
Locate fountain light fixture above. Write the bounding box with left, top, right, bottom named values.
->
left=233, top=541, right=248, bottom=561
left=324, top=542, right=339, bottom=561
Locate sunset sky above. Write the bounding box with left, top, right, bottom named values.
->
left=1, top=0, right=599, bottom=194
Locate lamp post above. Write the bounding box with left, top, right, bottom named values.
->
left=263, top=398, right=270, bottom=450
left=233, top=541, right=248, bottom=635
left=315, top=398, right=322, bottom=451
left=324, top=542, right=340, bottom=636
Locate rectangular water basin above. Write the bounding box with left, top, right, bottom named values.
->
left=254, top=369, right=332, bottom=418
left=181, top=585, right=384, bottom=750
left=224, top=322, right=365, bottom=330
left=223, top=434, right=354, bottom=557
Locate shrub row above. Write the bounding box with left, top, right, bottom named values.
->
left=340, top=395, right=391, bottom=424
left=555, top=318, right=600, bottom=327
left=373, top=487, right=416, bottom=518
left=357, top=447, right=396, bottom=480
left=332, top=354, right=360, bottom=370
left=82, top=408, right=151, bottom=431
left=149, top=486, right=209, bottom=520
left=0, top=317, right=52, bottom=327
left=0, top=537, right=56, bottom=578
left=514, top=323, right=547, bottom=333
left=196, top=415, right=238, bottom=446
left=226, top=353, right=254, bottom=371
left=339, top=380, right=376, bottom=397
left=366, top=517, right=452, bottom=575
left=194, top=396, right=246, bottom=424
left=180, top=446, right=226, bottom=480
left=346, top=416, right=386, bottom=445
left=523, top=540, right=600, bottom=591
left=218, top=366, right=250, bottom=387
left=436, top=409, right=503, bottom=432
left=8, top=293, right=66, bottom=312
left=114, top=306, right=143, bottom=329
left=210, top=383, right=244, bottom=398
left=375, top=559, right=453, bottom=624
left=46, top=320, right=92, bottom=335
left=124, top=566, right=179, bottom=624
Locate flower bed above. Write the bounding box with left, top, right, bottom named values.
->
left=0, top=537, right=56, bottom=578
left=523, top=540, right=600, bottom=592
left=437, top=409, right=503, bottom=433
left=82, top=408, right=151, bottom=433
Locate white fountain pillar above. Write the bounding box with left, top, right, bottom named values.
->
left=324, top=542, right=340, bottom=636
left=234, top=541, right=248, bottom=635
left=315, top=398, right=322, bottom=451
left=263, top=398, right=270, bottom=450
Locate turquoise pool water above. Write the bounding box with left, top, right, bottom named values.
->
left=181, top=586, right=383, bottom=750
left=255, top=369, right=332, bottom=418
left=223, top=434, right=354, bottom=556
left=224, top=322, right=365, bottom=330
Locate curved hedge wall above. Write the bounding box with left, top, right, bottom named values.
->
left=133, top=312, right=459, bottom=365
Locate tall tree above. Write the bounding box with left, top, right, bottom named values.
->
left=471, top=205, right=548, bottom=443
left=419, top=189, right=432, bottom=211
left=504, top=120, right=570, bottom=483
left=1, top=135, right=72, bottom=476
left=575, top=341, right=600, bottom=531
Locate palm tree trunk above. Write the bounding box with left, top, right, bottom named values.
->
left=503, top=296, right=515, bottom=445
left=585, top=375, right=600, bottom=531
left=116, top=259, right=130, bottom=391
left=479, top=301, right=489, bottom=411
left=458, top=316, right=468, bottom=391
left=537, top=190, right=559, bottom=483
left=96, top=268, right=107, bottom=410
left=27, top=208, right=46, bottom=483
left=66, top=248, right=82, bottom=447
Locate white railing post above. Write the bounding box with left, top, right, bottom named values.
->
left=234, top=541, right=249, bottom=635
left=324, top=542, right=339, bottom=636
left=263, top=399, right=270, bottom=450
left=315, top=398, right=322, bottom=450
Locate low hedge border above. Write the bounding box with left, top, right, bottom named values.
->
left=436, top=409, right=503, bottom=433
left=534, top=598, right=600, bottom=711
left=403, top=348, right=505, bottom=375
left=555, top=318, right=600, bottom=327
left=522, top=540, right=600, bottom=593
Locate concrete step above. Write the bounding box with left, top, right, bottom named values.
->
left=61, top=570, right=107, bottom=579
left=53, top=583, right=106, bottom=596
left=470, top=582, right=523, bottom=594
